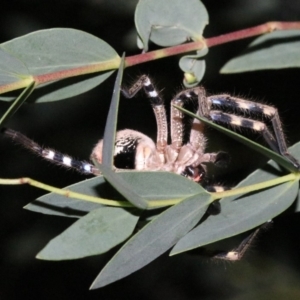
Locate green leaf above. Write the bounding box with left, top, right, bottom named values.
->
left=115, top=171, right=204, bottom=201
left=101, top=53, right=125, bottom=168
left=95, top=56, right=149, bottom=209
left=221, top=30, right=300, bottom=73
left=0, top=28, right=119, bottom=102
left=171, top=159, right=299, bottom=255
left=0, top=47, right=30, bottom=85
left=0, top=81, right=35, bottom=127
left=174, top=105, right=299, bottom=172
left=287, top=141, right=300, bottom=213
left=24, top=176, right=107, bottom=218
left=37, top=207, right=140, bottom=260
left=98, top=165, right=150, bottom=209
left=25, top=171, right=204, bottom=217
left=135, top=0, right=208, bottom=51
left=289, top=141, right=300, bottom=165
left=179, top=47, right=208, bottom=87
left=90, top=192, right=212, bottom=289
left=294, top=187, right=300, bottom=213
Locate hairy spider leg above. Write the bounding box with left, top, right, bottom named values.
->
left=2, top=128, right=100, bottom=175
left=171, top=88, right=230, bottom=169
left=170, top=88, right=297, bottom=261
left=207, top=94, right=300, bottom=169
left=121, top=75, right=168, bottom=158
left=122, top=76, right=220, bottom=181
left=213, top=220, right=272, bottom=261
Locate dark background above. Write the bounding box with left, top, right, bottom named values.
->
left=1, top=0, right=300, bottom=299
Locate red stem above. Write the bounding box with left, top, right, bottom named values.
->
left=1, top=21, right=300, bottom=94
left=125, top=21, right=300, bottom=67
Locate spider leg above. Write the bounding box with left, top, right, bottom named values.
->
left=213, top=221, right=272, bottom=261
left=2, top=128, right=100, bottom=175
left=208, top=95, right=300, bottom=169
left=170, top=87, right=206, bottom=154
left=122, top=75, right=168, bottom=159
left=170, top=88, right=229, bottom=168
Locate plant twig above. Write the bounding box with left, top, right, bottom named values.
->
left=125, top=21, right=300, bottom=66
left=1, top=22, right=300, bottom=95
left=1, top=171, right=297, bottom=208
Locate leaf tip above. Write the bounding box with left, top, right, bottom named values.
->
left=219, top=67, right=230, bottom=74
left=169, top=247, right=183, bottom=257
left=89, top=273, right=109, bottom=290
left=35, top=253, right=43, bottom=260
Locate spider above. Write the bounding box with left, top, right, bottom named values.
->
left=93, top=74, right=300, bottom=176
left=2, top=75, right=300, bottom=260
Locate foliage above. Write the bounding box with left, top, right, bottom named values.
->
left=1, top=0, right=300, bottom=290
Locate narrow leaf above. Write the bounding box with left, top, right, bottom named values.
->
left=287, top=141, right=300, bottom=212
left=90, top=192, right=212, bottom=289
left=101, top=53, right=125, bottom=168
left=98, top=165, right=150, bottom=209
left=25, top=171, right=204, bottom=217
left=24, top=176, right=107, bottom=218
left=221, top=30, right=300, bottom=73
left=37, top=207, right=140, bottom=260
left=0, top=81, right=36, bottom=127
left=113, top=171, right=205, bottom=201
left=171, top=160, right=299, bottom=255
left=174, top=105, right=299, bottom=172
left=95, top=55, right=149, bottom=209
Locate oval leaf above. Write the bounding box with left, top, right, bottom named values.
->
left=0, top=28, right=119, bottom=102
left=135, top=0, right=208, bottom=51
left=37, top=207, right=140, bottom=260
left=90, top=192, right=212, bottom=289
left=179, top=48, right=208, bottom=87
left=221, top=30, right=300, bottom=73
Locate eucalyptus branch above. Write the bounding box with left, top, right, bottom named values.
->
left=125, top=21, right=300, bottom=65
left=210, top=173, right=299, bottom=201
left=0, top=177, right=130, bottom=207
left=1, top=171, right=297, bottom=208
left=1, top=21, right=300, bottom=95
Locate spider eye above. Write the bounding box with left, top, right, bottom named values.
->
left=181, top=165, right=205, bottom=182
